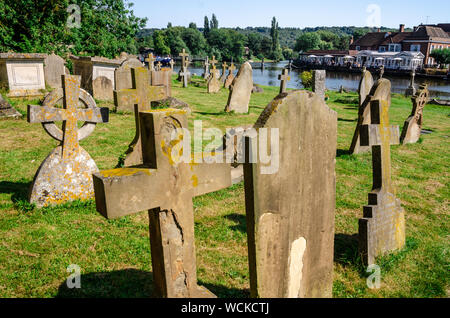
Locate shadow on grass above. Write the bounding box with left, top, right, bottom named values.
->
left=334, top=233, right=365, bottom=275
left=57, top=269, right=155, bottom=298
left=338, top=118, right=357, bottom=122
left=0, top=180, right=30, bottom=203
left=336, top=149, right=352, bottom=157
left=224, top=213, right=247, bottom=233
left=249, top=105, right=265, bottom=110
left=57, top=269, right=248, bottom=298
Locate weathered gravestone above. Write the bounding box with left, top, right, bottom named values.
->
left=44, top=53, right=68, bottom=89
left=202, top=57, right=210, bottom=79
left=92, top=108, right=232, bottom=298
left=400, top=84, right=429, bottom=144
left=278, top=68, right=290, bottom=94
left=312, top=70, right=326, bottom=100
left=145, top=54, right=156, bottom=72
left=114, top=67, right=166, bottom=167
left=224, top=63, right=236, bottom=89
left=349, top=71, right=399, bottom=154
left=114, top=57, right=143, bottom=91
left=244, top=90, right=337, bottom=298
left=180, top=66, right=190, bottom=88
left=27, top=75, right=109, bottom=207
left=207, top=58, right=220, bottom=94
left=405, top=69, right=417, bottom=97
left=0, top=53, right=47, bottom=98
left=0, top=93, right=22, bottom=119
left=151, top=68, right=172, bottom=97
left=92, top=76, right=113, bottom=101
left=359, top=80, right=405, bottom=266
left=225, top=62, right=253, bottom=114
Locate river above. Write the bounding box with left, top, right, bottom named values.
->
left=174, top=61, right=450, bottom=100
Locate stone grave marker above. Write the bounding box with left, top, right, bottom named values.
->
left=93, top=108, right=232, bottom=298
left=207, top=61, right=220, bottom=93
left=220, top=62, right=228, bottom=83
left=27, top=75, right=109, bottom=207
left=278, top=68, right=290, bottom=94
left=145, top=53, right=156, bottom=72
left=312, top=70, right=326, bottom=100
left=114, top=57, right=143, bottom=91
left=0, top=53, right=47, bottom=98
left=44, top=53, right=67, bottom=88
left=92, top=76, right=113, bottom=101
left=156, top=61, right=162, bottom=71
left=180, top=66, right=190, bottom=88
left=225, top=62, right=253, bottom=114
left=400, top=84, right=429, bottom=144
left=244, top=90, right=337, bottom=298
left=114, top=67, right=166, bottom=167
left=202, top=57, right=210, bottom=79
left=405, top=69, right=417, bottom=97
left=349, top=71, right=400, bottom=154
left=359, top=80, right=405, bottom=265
left=224, top=63, right=236, bottom=89
left=0, top=93, right=22, bottom=119
left=151, top=68, right=172, bottom=97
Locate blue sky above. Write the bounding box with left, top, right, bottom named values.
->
left=130, top=0, right=450, bottom=29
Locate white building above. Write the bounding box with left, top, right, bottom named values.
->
left=356, top=50, right=425, bottom=71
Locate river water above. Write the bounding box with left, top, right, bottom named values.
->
left=174, top=61, right=450, bottom=100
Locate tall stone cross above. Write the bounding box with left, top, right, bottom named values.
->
left=228, top=62, right=236, bottom=74
left=203, top=57, right=210, bottom=79
left=179, top=49, right=189, bottom=68
left=180, top=66, right=189, bottom=88
left=156, top=61, right=162, bottom=71
left=145, top=54, right=156, bottom=72
left=27, top=75, right=109, bottom=207
left=278, top=68, right=290, bottom=94
left=114, top=67, right=166, bottom=166
left=210, top=56, right=218, bottom=71
left=169, top=59, right=175, bottom=70
left=359, top=82, right=405, bottom=266
left=93, top=109, right=232, bottom=298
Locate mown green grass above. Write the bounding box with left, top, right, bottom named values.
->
left=0, top=76, right=448, bottom=298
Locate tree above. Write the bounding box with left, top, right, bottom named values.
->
left=152, top=30, right=170, bottom=55
left=189, top=22, right=197, bottom=29
left=270, top=17, right=280, bottom=54
left=294, top=32, right=321, bottom=52
left=0, top=0, right=147, bottom=58
left=430, top=48, right=450, bottom=66
left=210, top=14, right=219, bottom=29
left=203, top=16, right=210, bottom=37
left=167, top=22, right=172, bottom=28
left=301, top=71, right=313, bottom=89
left=181, top=27, right=206, bottom=56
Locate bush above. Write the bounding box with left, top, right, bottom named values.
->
left=301, top=71, right=313, bottom=89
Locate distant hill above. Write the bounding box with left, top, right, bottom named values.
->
left=137, top=26, right=408, bottom=49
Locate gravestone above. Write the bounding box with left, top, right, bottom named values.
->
left=145, top=54, right=156, bottom=72
left=278, top=68, right=290, bottom=94
left=312, top=70, right=326, bottom=100
left=93, top=108, right=232, bottom=298
left=180, top=66, right=190, bottom=88
left=225, top=62, right=253, bottom=114
left=70, top=55, right=122, bottom=100
left=0, top=53, right=47, bottom=98
left=202, top=57, right=210, bottom=79
left=359, top=80, right=405, bottom=265
left=244, top=90, right=337, bottom=298
left=349, top=71, right=401, bottom=155
left=93, top=76, right=113, bottom=101
left=0, top=93, right=22, bottom=119
left=169, top=59, right=175, bottom=71
left=114, top=57, right=143, bottom=91
left=114, top=67, right=166, bottom=167
left=207, top=64, right=220, bottom=94
left=27, top=75, right=109, bottom=208
left=151, top=97, right=191, bottom=114
left=156, top=61, right=162, bottom=71
left=224, top=63, right=236, bottom=89
left=220, top=62, right=228, bottom=83
left=44, top=53, right=67, bottom=88
left=400, top=84, right=429, bottom=144
left=151, top=69, right=172, bottom=97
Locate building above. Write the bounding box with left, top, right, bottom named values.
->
left=350, top=24, right=450, bottom=67
left=298, top=50, right=359, bottom=66
left=355, top=50, right=424, bottom=70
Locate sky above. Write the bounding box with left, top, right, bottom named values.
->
left=130, top=0, right=450, bottom=29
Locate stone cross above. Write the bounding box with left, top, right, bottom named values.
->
left=156, top=61, right=162, bottom=71
left=203, top=57, right=210, bottom=79
left=114, top=67, right=166, bottom=166
left=169, top=59, right=175, bottom=71
left=400, top=84, right=428, bottom=144
left=359, top=82, right=405, bottom=266
left=278, top=68, right=290, bottom=94
left=379, top=65, right=385, bottom=79
left=228, top=63, right=236, bottom=74
left=244, top=90, right=337, bottom=297
left=180, top=66, right=190, bottom=88
left=179, top=49, right=189, bottom=68
left=224, top=63, right=237, bottom=89
left=93, top=109, right=232, bottom=298
left=210, top=56, right=218, bottom=70
left=27, top=75, right=109, bottom=207
left=405, top=69, right=417, bottom=97
left=145, top=54, right=156, bottom=72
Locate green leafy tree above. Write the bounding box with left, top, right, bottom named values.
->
left=152, top=30, right=170, bottom=55
left=181, top=28, right=206, bottom=56
left=188, top=22, right=197, bottom=29
left=203, top=16, right=210, bottom=37
left=294, top=32, right=321, bottom=52
left=270, top=17, right=280, bottom=57
left=301, top=71, right=313, bottom=89
left=430, top=48, right=450, bottom=65
left=210, top=14, right=219, bottom=29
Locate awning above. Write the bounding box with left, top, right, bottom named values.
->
left=324, top=55, right=333, bottom=58
left=375, top=57, right=385, bottom=60
left=393, top=57, right=403, bottom=61
left=308, top=55, right=317, bottom=58
left=344, top=55, right=355, bottom=59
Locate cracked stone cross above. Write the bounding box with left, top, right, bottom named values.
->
left=145, top=53, right=156, bottom=72
left=359, top=80, right=405, bottom=265
left=93, top=109, right=232, bottom=298
left=114, top=67, right=166, bottom=166
left=278, top=68, right=290, bottom=94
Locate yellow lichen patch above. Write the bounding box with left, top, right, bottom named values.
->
left=191, top=174, right=198, bottom=188
left=100, top=168, right=152, bottom=178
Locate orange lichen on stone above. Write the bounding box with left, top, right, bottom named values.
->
left=100, top=168, right=152, bottom=178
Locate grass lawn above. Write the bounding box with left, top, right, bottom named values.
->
left=0, top=75, right=448, bottom=298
